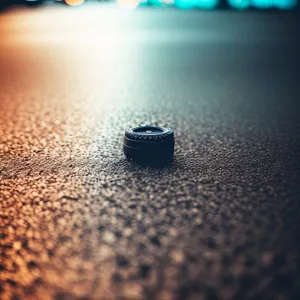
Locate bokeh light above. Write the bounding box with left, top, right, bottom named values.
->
left=2, top=0, right=299, bottom=10
left=228, top=0, right=251, bottom=9
left=150, top=0, right=174, bottom=6
left=117, top=0, right=140, bottom=9
left=251, top=0, right=272, bottom=8
left=175, top=0, right=198, bottom=9
left=274, top=0, right=297, bottom=8
left=65, top=0, right=85, bottom=6
left=197, top=0, right=219, bottom=9
left=161, top=0, right=175, bottom=4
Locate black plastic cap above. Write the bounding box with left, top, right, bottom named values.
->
left=123, top=126, right=174, bottom=162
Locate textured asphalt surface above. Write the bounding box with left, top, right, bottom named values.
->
left=1, top=5, right=300, bottom=300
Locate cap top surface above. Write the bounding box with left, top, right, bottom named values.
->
left=132, top=126, right=164, bottom=135
left=125, top=126, right=173, bottom=140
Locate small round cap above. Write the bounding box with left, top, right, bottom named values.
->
left=123, top=126, right=174, bottom=162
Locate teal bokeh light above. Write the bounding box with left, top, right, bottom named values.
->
left=197, top=0, right=219, bottom=9
left=228, top=0, right=251, bottom=9
left=147, top=0, right=175, bottom=6
left=174, top=0, right=198, bottom=8
left=145, top=0, right=297, bottom=9
left=251, top=0, right=272, bottom=8
left=139, top=0, right=149, bottom=6
left=273, top=0, right=297, bottom=8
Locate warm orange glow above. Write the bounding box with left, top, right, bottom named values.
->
left=65, top=0, right=85, bottom=6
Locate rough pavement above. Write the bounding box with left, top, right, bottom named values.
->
left=1, top=6, right=300, bottom=300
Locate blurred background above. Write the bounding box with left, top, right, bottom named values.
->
left=0, top=0, right=298, bottom=10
